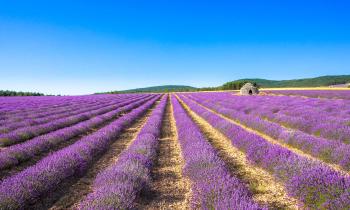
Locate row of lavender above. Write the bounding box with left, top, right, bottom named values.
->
left=238, top=94, right=350, bottom=143
left=0, top=95, right=150, bottom=146
left=234, top=93, right=350, bottom=143
left=179, top=94, right=350, bottom=209
left=0, top=95, right=142, bottom=133
left=70, top=94, right=263, bottom=209
left=0, top=94, right=139, bottom=127
left=264, top=89, right=350, bottom=100
left=0, top=99, right=92, bottom=123
left=0, top=94, right=161, bottom=209
left=0, top=95, right=155, bottom=171
left=79, top=95, right=167, bottom=209
left=0, top=96, right=82, bottom=116
left=199, top=92, right=350, bottom=143
left=186, top=93, right=350, bottom=171
left=0, top=94, right=126, bottom=119
left=172, top=96, right=263, bottom=209
left=0, top=94, right=145, bottom=129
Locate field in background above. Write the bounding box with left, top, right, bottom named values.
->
left=0, top=90, right=350, bottom=209
left=262, top=87, right=349, bottom=90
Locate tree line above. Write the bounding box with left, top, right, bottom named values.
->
left=0, top=90, right=45, bottom=96
left=198, top=81, right=258, bottom=91
left=99, top=81, right=257, bottom=94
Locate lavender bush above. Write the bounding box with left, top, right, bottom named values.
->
left=0, top=96, right=137, bottom=133
left=264, top=90, right=350, bottom=100
left=0, top=95, right=151, bottom=146
left=79, top=95, right=167, bottom=209
left=0, top=94, right=130, bottom=121
left=187, top=92, right=350, bottom=144
left=0, top=95, right=155, bottom=170
left=172, top=95, right=264, bottom=210
left=178, top=94, right=350, bottom=209
left=185, top=93, right=350, bottom=171
left=0, top=95, right=160, bottom=209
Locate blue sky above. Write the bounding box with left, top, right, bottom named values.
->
left=0, top=0, right=349, bottom=95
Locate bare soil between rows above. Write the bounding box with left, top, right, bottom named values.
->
left=136, top=96, right=191, bottom=210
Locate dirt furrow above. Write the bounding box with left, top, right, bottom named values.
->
left=137, top=96, right=191, bottom=210
left=177, top=96, right=299, bottom=209
left=28, top=101, right=159, bottom=210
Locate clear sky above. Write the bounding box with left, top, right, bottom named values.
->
left=0, top=0, right=349, bottom=95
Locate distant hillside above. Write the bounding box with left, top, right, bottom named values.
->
left=106, top=85, right=197, bottom=93
left=0, top=90, right=45, bottom=96
left=102, top=75, right=350, bottom=94
left=221, top=75, right=350, bottom=89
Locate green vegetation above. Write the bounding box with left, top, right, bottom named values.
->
left=221, top=81, right=259, bottom=90
left=0, top=90, right=44, bottom=96
left=227, top=75, right=350, bottom=88
left=104, top=85, right=197, bottom=93
left=102, top=75, right=350, bottom=93
left=202, top=75, right=350, bottom=91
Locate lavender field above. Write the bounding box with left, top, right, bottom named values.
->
left=0, top=91, right=350, bottom=209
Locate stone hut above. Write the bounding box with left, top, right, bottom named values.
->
left=240, top=83, right=259, bottom=95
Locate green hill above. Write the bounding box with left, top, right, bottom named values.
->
left=221, top=75, right=350, bottom=90
left=106, top=85, right=197, bottom=93
left=102, top=75, right=350, bottom=94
